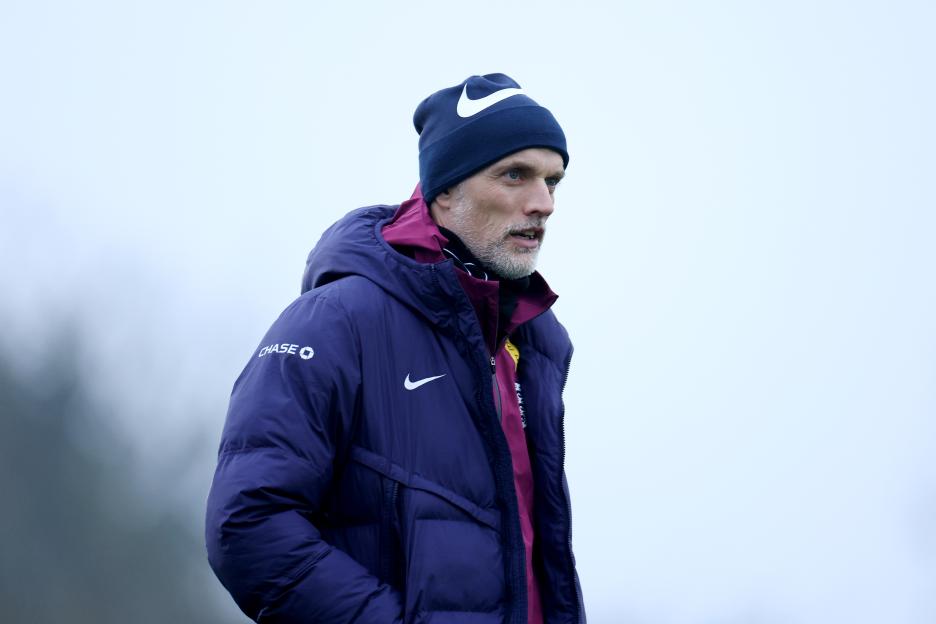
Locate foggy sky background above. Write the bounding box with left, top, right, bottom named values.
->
left=2, top=1, right=935, bottom=622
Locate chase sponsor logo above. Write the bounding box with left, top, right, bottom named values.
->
left=258, top=343, right=314, bottom=360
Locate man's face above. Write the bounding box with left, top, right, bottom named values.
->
left=433, top=147, right=565, bottom=280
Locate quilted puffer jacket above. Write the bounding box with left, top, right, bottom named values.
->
left=205, top=205, right=584, bottom=623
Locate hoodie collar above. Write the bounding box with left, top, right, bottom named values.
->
left=380, top=185, right=449, bottom=264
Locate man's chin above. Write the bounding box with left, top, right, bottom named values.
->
left=474, top=243, right=540, bottom=280
left=495, top=255, right=538, bottom=280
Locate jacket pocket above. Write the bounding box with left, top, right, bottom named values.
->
left=378, top=475, right=402, bottom=588
left=349, top=445, right=506, bottom=620
left=349, top=445, right=500, bottom=530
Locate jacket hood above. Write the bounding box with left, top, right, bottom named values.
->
left=300, top=202, right=471, bottom=330
left=301, top=186, right=558, bottom=341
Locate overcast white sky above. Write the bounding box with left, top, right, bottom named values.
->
left=2, top=1, right=935, bottom=622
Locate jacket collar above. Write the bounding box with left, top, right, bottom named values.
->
left=382, top=186, right=557, bottom=350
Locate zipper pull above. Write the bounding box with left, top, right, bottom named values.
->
left=490, top=355, right=496, bottom=373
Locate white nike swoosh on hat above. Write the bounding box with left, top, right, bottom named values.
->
left=456, top=84, right=524, bottom=118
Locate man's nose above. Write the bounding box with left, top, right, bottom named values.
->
left=524, top=180, right=555, bottom=218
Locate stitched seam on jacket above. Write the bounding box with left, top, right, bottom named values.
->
left=218, top=444, right=316, bottom=463
left=216, top=445, right=331, bottom=486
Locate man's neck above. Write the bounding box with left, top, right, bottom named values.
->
left=437, top=227, right=496, bottom=281
left=437, top=227, right=532, bottom=291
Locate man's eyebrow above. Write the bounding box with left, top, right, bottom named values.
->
left=492, top=160, right=566, bottom=179
left=491, top=159, right=530, bottom=172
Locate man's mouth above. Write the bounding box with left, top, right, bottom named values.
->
left=508, top=227, right=544, bottom=248
left=509, top=227, right=543, bottom=240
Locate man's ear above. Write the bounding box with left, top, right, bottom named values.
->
left=434, top=188, right=452, bottom=210
left=429, top=189, right=450, bottom=228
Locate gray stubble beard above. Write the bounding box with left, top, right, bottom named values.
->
left=447, top=191, right=541, bottom=280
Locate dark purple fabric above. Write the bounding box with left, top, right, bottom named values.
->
left=383, top=188, right=553, bottom=624
left=206, top=199, right=584, bottom=623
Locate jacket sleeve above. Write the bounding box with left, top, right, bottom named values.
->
left=205, top=292, right=403, bottom=623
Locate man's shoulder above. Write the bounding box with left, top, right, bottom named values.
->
left=257, top=277, right=396, bottom=358
left=285, top=276, right=403, bottom=333
left=519, top=308, right=573, bottom=364
left=292, top=276, right=388, bottom=314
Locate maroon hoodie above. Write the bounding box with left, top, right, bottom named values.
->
left=382, top=186, right=557, bottom=624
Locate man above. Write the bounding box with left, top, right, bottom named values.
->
left=206, top=73, right=585, bottom=624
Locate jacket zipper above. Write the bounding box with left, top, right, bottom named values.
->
left=558, top=347, right=584, bottom=623
left=491, top=355, right=503, bottom=422
left=480, top=346, right=526, bottom=624
left=488, top=343, right=525, bottom=622
left=432, top=264, right=526, bottom=623
left=491, top=309, right=503, bottom=423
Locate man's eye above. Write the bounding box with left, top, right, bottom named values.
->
left=546, top=177, right=562, bottom=188
left=505, top=169, right=522, bottom=180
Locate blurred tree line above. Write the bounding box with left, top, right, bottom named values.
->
left=0, top=333, right=240, bottom=623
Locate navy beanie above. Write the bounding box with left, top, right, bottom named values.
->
left=414, top=73, right=569, bottom=206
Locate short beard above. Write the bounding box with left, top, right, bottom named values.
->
left=447, top=188, right=542, bottom=280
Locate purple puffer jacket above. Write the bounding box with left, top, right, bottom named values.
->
left=206, top=205, right=585, bottom=623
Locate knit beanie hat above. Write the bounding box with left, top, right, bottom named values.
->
left=414, top=73, right=569, bottom=206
